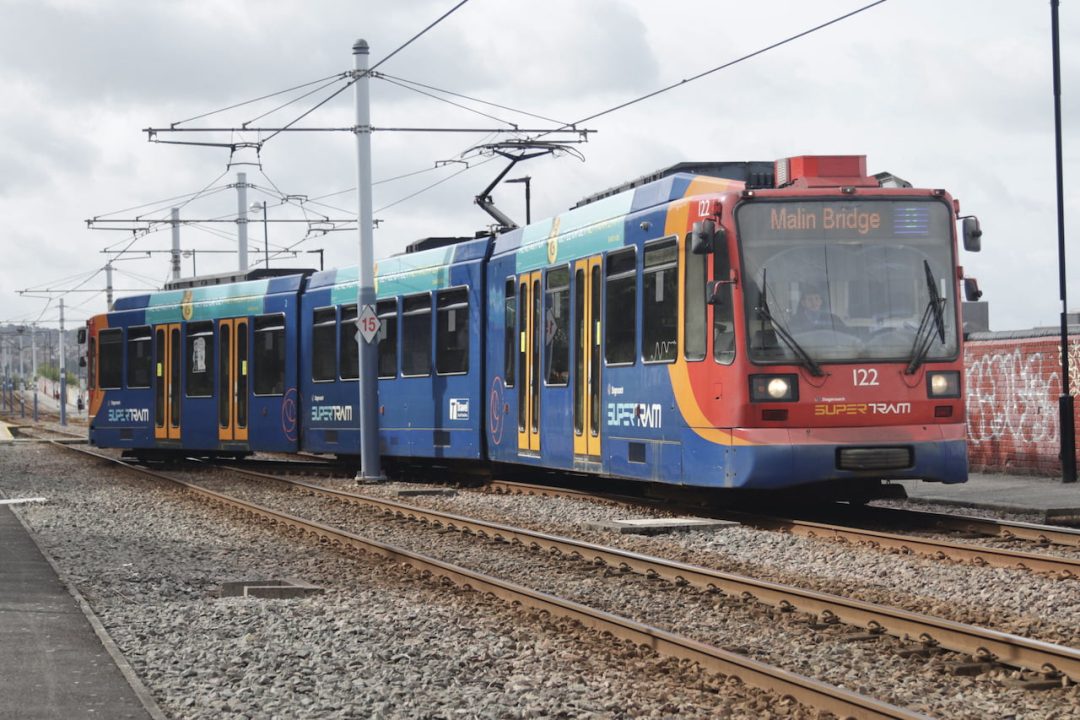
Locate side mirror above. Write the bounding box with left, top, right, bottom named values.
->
left=78, top=356, right=87, bottom=368
left=964, top=277, right=983, bottom=301
left=962, top=216, right=982, bottom=252
left=691, top=220, right=714, bottom=254
left=691, top=219, right=725, bottom=254
left=77, top=328, right=87, bottom=344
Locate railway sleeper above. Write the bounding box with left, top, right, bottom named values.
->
left=1001, top=669, right=1068, bottom=691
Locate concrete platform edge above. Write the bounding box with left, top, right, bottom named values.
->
left=899, top=494, right=1079, bottom=524
left=8, top=505, right=169, bottom=720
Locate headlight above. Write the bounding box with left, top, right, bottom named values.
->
left=927, top=371, right=960, bottom=398
left=750, top=374, right=798, bottom=402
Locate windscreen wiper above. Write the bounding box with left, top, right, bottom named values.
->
left=905, top=260, right=947, bottom=374
left=757, top=269, right=824, bottom=377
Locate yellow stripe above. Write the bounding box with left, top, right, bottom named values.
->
left=663, top=177, right=753, bottom=447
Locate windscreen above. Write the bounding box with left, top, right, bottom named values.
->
left=736, top=199, right=958, bottom=364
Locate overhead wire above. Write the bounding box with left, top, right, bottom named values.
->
left=550, top=0, right=889, bottom=134
left=380, top=76, right=520, bottom=128
left=173, top=72, right=350, bottom=127
left=369, top=0, right=472, bottom=73
left=379, top=73, right=568, bottom=127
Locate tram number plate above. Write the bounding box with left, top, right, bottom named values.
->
left=852, top=368, right=879, bottom=386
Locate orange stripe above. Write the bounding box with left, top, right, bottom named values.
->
left=663, top=177, right=754, bottom=447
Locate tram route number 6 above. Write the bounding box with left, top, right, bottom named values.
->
left=356, top=304, right=381, bottom=344
left=852, top=368, right=878, bottom=386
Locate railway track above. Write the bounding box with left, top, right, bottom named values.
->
left=829, top=504, right=1080, bottom=548
left=47, top=442, right=934, bottom=720
left=485, top=479, right=1080, bottom=578
left=204, top=462, right=1080, bottom=685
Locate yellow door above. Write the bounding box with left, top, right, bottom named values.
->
left=573, top=258, right=602, bottom=458
left=154, top=324, right=181, bottom=440
left=517, top=271, right=541, bottom=453
left=218, top=319, right=249, bottom=442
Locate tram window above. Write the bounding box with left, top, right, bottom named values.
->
left=340, top=305, right=358, bottom=380
left=643, top=237, right=678, bottom=363
left=126, top=326, right=153, bottom=388
left=401, top=294, right=432, bottom=377
left=684, top=236, right=706, bottom=361
left=185, top=322, right=214, bottom=397
left=605, top=247, right=637, bottom=365
left=377, top=299, right=398, bottom=378
left=312, top=307, right=337, bottom=382
left=436, top=288, right=469, bottom=375
left=98, top=329, right=123, bottom=389
left=544, top=266, right=570, bottom=385
left=253, top=314, right=286, bottom=395
left=713, top=243, right=735, bottom=365
left=503, top=278, right=515, bottom=387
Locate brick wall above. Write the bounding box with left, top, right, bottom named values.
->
left=964, top=331, right=1080, bottom=475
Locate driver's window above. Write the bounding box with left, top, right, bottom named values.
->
left=712, top=242, right=735, bottom=365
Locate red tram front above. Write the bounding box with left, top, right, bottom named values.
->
left=677, top=156, right=980, bottom=497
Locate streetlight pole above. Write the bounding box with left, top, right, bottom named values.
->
left=1051, top=0, right=1076, bottom=483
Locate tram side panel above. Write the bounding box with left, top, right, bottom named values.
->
left=300, top=241, right=488, bottom=461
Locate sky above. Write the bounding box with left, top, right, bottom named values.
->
left=0, top=0, right=1076, bottom=334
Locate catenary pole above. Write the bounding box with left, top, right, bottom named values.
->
left=237, top=172, right=249, bottom=272
left=59, top=299, right=67, bottom=427
left=1052, top=0, right=1076, bottom=483
left=106, top=261, right=114, bottom=310
left=354, top=39, right=383, bottom=482
left=171, top=207, right=182, bottom=280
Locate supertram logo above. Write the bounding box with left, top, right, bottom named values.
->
left=814, top=402, right=911, bottom=416
left=107, top=407, right=150, bottom=423
left=310, top=404, right=354, bottom=422
left=607, top=402, right=663, bottom=428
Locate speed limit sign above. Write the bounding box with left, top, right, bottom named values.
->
left=356, top=304, right=381, bottom=344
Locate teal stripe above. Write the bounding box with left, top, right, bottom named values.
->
left=515, top=193, right=632, bottom=273
left=145, top=280, right=271, bottom=324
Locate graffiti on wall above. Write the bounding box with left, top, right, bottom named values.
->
left=966, top=347, right=1061, bottom=446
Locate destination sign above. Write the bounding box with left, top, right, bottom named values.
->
left=738, top=200, right=947, bottom=241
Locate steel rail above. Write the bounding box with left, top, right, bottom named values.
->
left=61, top=444, right=924, bottom=720
left=214, top=464, right=1080, bottom=683
left=744, top=515, right=1080, bottom=578
left=845, top=504, right=1080, bottom=548
left=486, top=479, right=1080, bottom=578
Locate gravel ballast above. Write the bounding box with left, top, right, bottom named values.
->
left=2, top=443, right=836, bottom=720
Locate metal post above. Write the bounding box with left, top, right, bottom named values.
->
left=59, top=299, right=67, bottom=426
left=261, top=202, right=270, bottom=268
left=106, top=262, right=114, bottom=310
left=1052, top=0, right=1076, bottom=483
left=171, top=207, right=182, bottom=280
left=237, top=172, right=249, bottom=272
left=354, top=39, right=383, bottom=482
left=31, top=324, right=38, bottom=422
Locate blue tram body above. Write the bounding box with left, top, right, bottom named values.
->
left=86, top=156, right=975, bottom=497
left=298, top=238, right=490, bottom=461
left=87, top=274, right=304, bottom=456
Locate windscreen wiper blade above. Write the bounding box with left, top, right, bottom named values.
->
left=757, top=269, right=824, bottom=377
left=905, top=260, right=946, bottom=374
